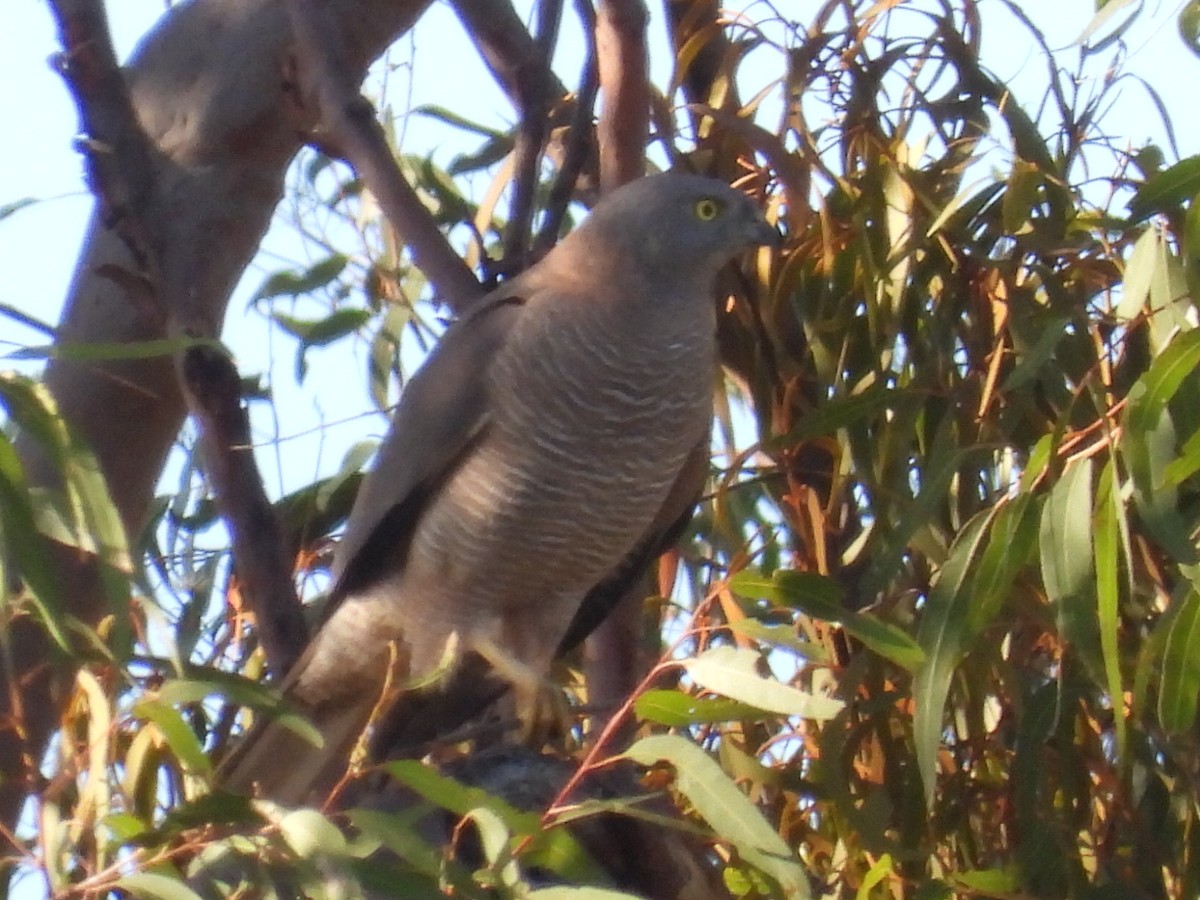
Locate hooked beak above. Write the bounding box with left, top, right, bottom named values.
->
left=753, top=218, right=782, bottom=247
left=747, top=214, right=782, bottom=248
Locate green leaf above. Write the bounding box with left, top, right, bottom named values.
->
left=381, top=759, right=534, bottom=825
left=101, top=812, right=150, bottom=845
left=271, top=307, right=372, bottom=347
left=156, top=792, right=262, bottom=836
left=413, top=105, right=506, bottom=140
left=913, top=510, right=994, bottom=807
left=682, top=646, right=843, bottom=719
left=1117, top=227, right=1160, bottom=320
left=735, top=570, right=924, bottom=671
left=6, top=335, right=222, bottom=363
left=1125, top=330, right=1200, bottom=561
left=1129, top=155, right=1200, bottom=222
left=622, top=735, right=810, bottom=898
left=254, top=254, right=349, bottom=300
left=751, top=569, right=845, bottom=614
left=969, top=493, right=1038, bottom=635
left=1039, top=458, right=1095, bottom=603
left=0, top=374, right=126, bottom=563
left=347, top=808, right=445, bottom=880
left=1162, top=422, right=1200, bottom=486
left=836, top=612, right=925, bottom=671
left=1002, top=160, right=1041, bottom=235
left=1156, top=578, right=1200, bottom=732
left=1184, top=191, right=1200, bottom=303
left=0, top=197, right=37, bottom=221
left=856, top=853, right=895, bottom=900
left=952, top=868, right=1021, bottom=893
left=771, top=386, right=918, bottom=446
left=1001, top=317, right=1069, bottom=392
left=728, top=619, right=833, bottom=662
left=1074, top=0, right=1140, bottom=53
left=378, top=760, right=602, bottom=883
left=1094, top=460, right=1127, bottom=761
left=449, top=135, right=518, bottom=177
left=0, top=431, right=69, bottom=651
left=278, top=808, right=350, bottom=858
left=1181, top=0, right=1200, bottom=56
left=460, top=805, right=519, bottom=885
left=634, top=689, right=761, bottom=726
left=131, top=699, right=213, bottom=777
left=155, top=675, right=322, bottom=749
left=116, top=872, right=205, bottom=900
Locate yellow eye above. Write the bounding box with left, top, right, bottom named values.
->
left=694, top=197, right=722, bottom=221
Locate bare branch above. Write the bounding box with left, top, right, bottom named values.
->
left=450, top=0, right=569, bottom=109
left=288, top=0, right=483, bottom=311
left=502, top=0, right=565, bottom=269
left=594, top=0, right=649, bottom=191
left=47, top=0, right=163, bottom=297
left=181, top=347, right=309, bottom=676
left=534, top=0, right=601, bottom=256
left=579, top=0, right=651, bottom=722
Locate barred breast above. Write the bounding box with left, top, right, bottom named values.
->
left=398, top=289, right=715, bottom=674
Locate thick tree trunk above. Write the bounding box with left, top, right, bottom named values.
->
left=5, top=0, right=432, bottom=827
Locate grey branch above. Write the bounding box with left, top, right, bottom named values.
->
left=594, top=0, right=650, bottom=192
left=288, top=0, right=483, bottom=311
left=182, top=346, right=309, bottom=676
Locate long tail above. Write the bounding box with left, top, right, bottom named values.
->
left=219, top=655, right=509, bottom=806
left=219, top=699, right=373, bottom=807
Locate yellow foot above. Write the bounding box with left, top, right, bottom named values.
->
left=472, top=635, right=570, bottom=745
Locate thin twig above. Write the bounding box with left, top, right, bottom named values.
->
left=288, top=0, right=483, bottom=311
left=534, top=0, right=601, bottom=255
left=538, top=585, right=728, bottom=827
left=502, top=0, right=565, bottom=268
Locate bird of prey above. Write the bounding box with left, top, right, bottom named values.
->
left=222, top=173, right=778, bottom=803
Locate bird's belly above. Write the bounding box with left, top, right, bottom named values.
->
left=399, top=397, right=707, bottom=660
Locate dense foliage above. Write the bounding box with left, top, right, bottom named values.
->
left=7, top=1, right=1200, bottom=897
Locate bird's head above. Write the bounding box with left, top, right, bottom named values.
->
left=574, top=172, right=780, bottom=284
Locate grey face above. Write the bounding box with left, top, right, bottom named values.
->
left=578, top=173, right=780, bottom=275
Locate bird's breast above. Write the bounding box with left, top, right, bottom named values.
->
left=407, top=303, right=713, bottom=620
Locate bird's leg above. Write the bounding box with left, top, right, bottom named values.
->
left=471, top=635, right=568, bottom=745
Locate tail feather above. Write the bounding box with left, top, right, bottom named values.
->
left=220, top=699, right=373, bottom=807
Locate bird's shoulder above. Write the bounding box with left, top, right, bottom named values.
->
left=329, top=289, right=527, bottom=588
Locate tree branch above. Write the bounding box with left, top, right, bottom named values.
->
left=501, top=0, right=564, bottom=269
left=47, top=0, right=164, bottom=309
left=534, top=0, right=601, bottom=256
left=573, top=0, right=653, bottom=730
left=181, top=347, right=309, bottom=676
left=8, top=0, right=435, bottom=830
left=450, top=0, right=569, bottom=110
left=594, top=0, right=649, bottom=191
left=288, top=0, right=483, bottom=311
left=50, top=0, right=310, bottom=681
